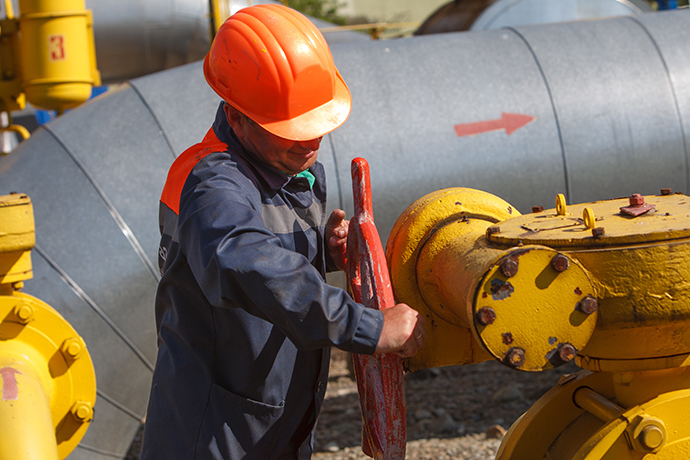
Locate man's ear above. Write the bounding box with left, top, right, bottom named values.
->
left=223, top=103, right=244, bottom=135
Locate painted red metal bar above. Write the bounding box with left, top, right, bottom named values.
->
left=343, top=157, right=406, bottom=460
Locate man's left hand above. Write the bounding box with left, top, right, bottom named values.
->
left=326, top=209, right=349, bottom=270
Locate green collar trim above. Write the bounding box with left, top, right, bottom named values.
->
left=294, top=169, right=315, bottom=188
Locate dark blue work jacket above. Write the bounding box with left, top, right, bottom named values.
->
left=140, top=103, right=383, bottom=459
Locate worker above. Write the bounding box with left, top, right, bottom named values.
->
left=139, top=4, right=425, bottom=459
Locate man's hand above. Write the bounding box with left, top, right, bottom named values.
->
left=376, top=304, right=426, bottom=358
left=326, top=209, right=349, bottom=270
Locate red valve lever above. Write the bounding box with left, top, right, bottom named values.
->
left=344, top=157, right=406, bottom=459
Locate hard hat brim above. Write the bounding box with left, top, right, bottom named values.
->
left=204, top=52, right=352, bottom=142
left=257, top=70, right=352, bottom=142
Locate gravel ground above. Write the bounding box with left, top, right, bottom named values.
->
left=126, top=350, right=576, bottom=459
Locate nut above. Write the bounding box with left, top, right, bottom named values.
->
left=558, top=343, right=577, bottom=362
left=577, top=295, right=598, bottom=315
left=640, top=425, right=665, bottom=450
left=71, top=401, right=94, bottom=422
left=592, top=227, right=605, bottom=238
left=476, top=307, right=496, bottom=326
left=500, top=258, right=518, bottom=278
left=629, top=193, right=644, bottom=206
left=61, top=337, right=84, bottom=361
left=550, top=254, right=569, bottom=272
left=486, top=226, right=500, bottom=236
left=13, top=302, right=34, bottom=324
left=531, top=206, right=543, bottom=213
left=660, top=188, right=673, bottom=196
left=504, top=348, right=525, bottom=368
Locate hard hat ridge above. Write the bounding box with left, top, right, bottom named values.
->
left=204, top=4, right=351, bottom=141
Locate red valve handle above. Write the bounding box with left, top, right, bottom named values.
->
left=344, top=157, right=406, bottom=460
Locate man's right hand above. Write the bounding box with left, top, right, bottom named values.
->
left=375, top=303, right=426, bottom=357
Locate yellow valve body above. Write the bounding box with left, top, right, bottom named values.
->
left=18, top=0, right=100, bottom=112
left=0, top=193, right=35, bottom=284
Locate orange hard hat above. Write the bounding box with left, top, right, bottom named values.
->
left=203, top=4, right=352, bottom=141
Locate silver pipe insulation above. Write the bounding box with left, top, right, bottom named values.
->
left=0, top=9, right=688, bottom=459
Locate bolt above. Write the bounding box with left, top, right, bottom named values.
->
left=629, top=193, right=645, bottom=206
left=476, top=307, right=496, bottom=326
left=505, top=348, right=525, bottom=368
left=660, top=188, right=673, bottom=196
left=550, top=254, right=570, bottom=272
left=71, top=401, right=94, bottom=422
left=502, top=332, right=513, bottom=345
left=558, top=343, right=577, bottom=362
left=592, top=227, right=605, bottom=238
left=640, top=425, right=665, bottom=450
left=500, top=258, right=518, bottom=278
left=486, top=226, right=500, bottom=236
left=61, top=337, right=84, bottom=361
left=13, top=302, right=34, bottom=324
left=531, top=206, right=543, bottom=213
left=577, top=295, right=598, bottom=315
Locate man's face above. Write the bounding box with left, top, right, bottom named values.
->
left=224, top=104, right=322, bottom=176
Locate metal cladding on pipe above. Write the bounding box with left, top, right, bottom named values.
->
left=81, top=0, right=366, bottom=83
left=469, top=0, right=653, bottom=31
left=0, top=9, right=688, bottom=458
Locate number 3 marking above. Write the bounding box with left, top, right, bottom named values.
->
left=48, top=34, right=65, bottom=61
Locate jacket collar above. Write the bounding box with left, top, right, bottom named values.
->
left=212, top=102, right=293, bottom=191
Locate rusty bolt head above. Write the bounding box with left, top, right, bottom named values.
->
left=476, top=307, right=496, bottom=326
left=531, top=206, right=544, bottom=213
left=629, top=193, right=645, bottom=206
left=505, top=348, right=525, bottom=368
left=577, top=295, right=598, bottom=315
left=558, top=343, right=577, bottom=362
left=592, top=227, right=605, bottom=238
left=660, top=188, right=673, bottom=196
left=502, top=332, right=514, bottom=345
left=550, top=254, right=570, bottom=273
left=500, top=258, right=518, bottom=278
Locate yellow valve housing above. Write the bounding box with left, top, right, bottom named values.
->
left=388, top=189, right=690, bottom=373
left=18, top=0, right=100, bottom=112
left=387, top=188, right=598, bottom=372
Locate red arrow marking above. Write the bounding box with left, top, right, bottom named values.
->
left=454, top=112, right=536, bottom=137
left=0, top=367, right=21, bottom=401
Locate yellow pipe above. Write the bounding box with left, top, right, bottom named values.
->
left=0, top=346, right=59, bottom=460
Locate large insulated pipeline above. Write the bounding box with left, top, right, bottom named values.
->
left=78, top=0, right=366, bottom=83
left=0, top=9, right=687, bottom=459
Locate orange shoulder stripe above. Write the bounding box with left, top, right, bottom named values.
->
left=160, top=128, right=228, bottom=215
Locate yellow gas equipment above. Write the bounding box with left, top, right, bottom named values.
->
left=386, top=187, right=690, bottom=459
left=0, top=193, right=96, bottom=460
left=0, top=0, right=100, bottom=147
